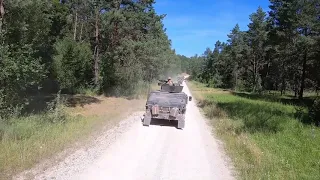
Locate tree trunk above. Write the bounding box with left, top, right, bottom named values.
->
left=0, top=0, right=4, bottom=18
left=93, top=9, right=99, bottom=86
left=0, top=0, right=4, bottom=32
left=73, top=12, right=78, bottom=41
left=253, top=56, right=256, bottom=92
left=234, top=65, right=238, bottom=90
left=94, top=46, right=99, bottom=85
left=299, top=49, right=307, bottom=100
left=280, top=60, right=286, bottom=96
left=265, top=58, right=270, bottom=90
left=79, top=22, right=83, bottom=41
left=281, top=76, right=285, bottom=96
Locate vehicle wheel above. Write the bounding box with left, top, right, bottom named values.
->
left=177, top=114, right=185, bottom=129
left=177, top=120, right=185, bottom=129
left=143, top=112, right=151, bottom=126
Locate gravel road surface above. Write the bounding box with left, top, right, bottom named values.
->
left=16, top=82, right=234, bottom=180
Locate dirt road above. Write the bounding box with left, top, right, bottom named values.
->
left=16, top=82, right=234, bottom=180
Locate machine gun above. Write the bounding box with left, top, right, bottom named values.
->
left=157, top=80, right=168, bottom=86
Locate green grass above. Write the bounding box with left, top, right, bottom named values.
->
left=0, top=113, right=93, bottom=177
left=76, top=86, right=99, bottom=96
left=188, top=81, right=320, bottom=180
left=0, top=93, right=145, bottom=179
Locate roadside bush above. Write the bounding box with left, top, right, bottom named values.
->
left=76, top=86, right=99, bottom=97
left=242, top=112, right=283, bottom=133
left=309, top=98, right=320, bottom=126
left=0, top=45, right=45, bottom=117
left=204, top=104, right=226, bottom=119
left=45, top=91, right=68, bottom=124
left=0, top=92, right=67, bottom=141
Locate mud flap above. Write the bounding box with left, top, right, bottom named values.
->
left=177, top=114, right=185, bottom=129
left=143, top=111, right=151, bottom=126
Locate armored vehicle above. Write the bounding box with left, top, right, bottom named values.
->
left=143, top=81, right=192, bottom=129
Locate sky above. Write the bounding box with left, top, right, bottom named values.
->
left=153, top=0, right=270, bottom=57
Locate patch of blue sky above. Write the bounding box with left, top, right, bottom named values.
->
left=154, top=0, right=270, bottom=57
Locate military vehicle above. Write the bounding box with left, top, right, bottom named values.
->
left=143, top=80, right=192, bottom=129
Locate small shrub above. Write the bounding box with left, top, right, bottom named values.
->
left=46, top=91, right=67, bottom=123
left=0, top=119, right=7, bottom=140
left=76, top=86, right=99, bottom=96
left=309, top=98, right=320, bottom=126
left=294, top=106, right=311, bottom=125
left=197, top=99, right=213, bottom=108
left=2, top=117, right=42, bottom=141
left=242, top=113, right=282, bottom=133
left=204, top=104, right=226, bottom=119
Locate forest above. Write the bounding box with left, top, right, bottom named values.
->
left=180, top=0, right=320, bottom=98
left=0, top=0, right=182, bottom=117
left=178, top=1, right=320, bottom=178
left=0, top=0, right=319, bottom=178
left=1, top=0, right=319, bottom=119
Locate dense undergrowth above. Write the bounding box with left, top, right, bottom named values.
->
left=188, top=81, right=320, bottom=180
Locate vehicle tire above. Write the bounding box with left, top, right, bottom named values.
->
left=177, top=114, right=185, bottom=129
left=178, top=120, right=185, bottom=129
left=143, top=112, right=151, bottom=126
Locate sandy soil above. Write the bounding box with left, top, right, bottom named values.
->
left=15, top=82, right=235, bottom=180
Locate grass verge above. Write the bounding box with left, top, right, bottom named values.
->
left=188, top=81, right=320, bottom=180
left=0, top=94, right=145, bottom=179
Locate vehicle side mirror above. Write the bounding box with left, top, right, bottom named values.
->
left=189, top=96, right=192, bottom=101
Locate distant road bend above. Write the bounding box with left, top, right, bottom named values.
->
left=16, top=81, right=234, bottom=180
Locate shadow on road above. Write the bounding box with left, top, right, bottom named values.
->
left=150, top=119, right=178, bottom=128
left=141, top=117, right=179, bottom=129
